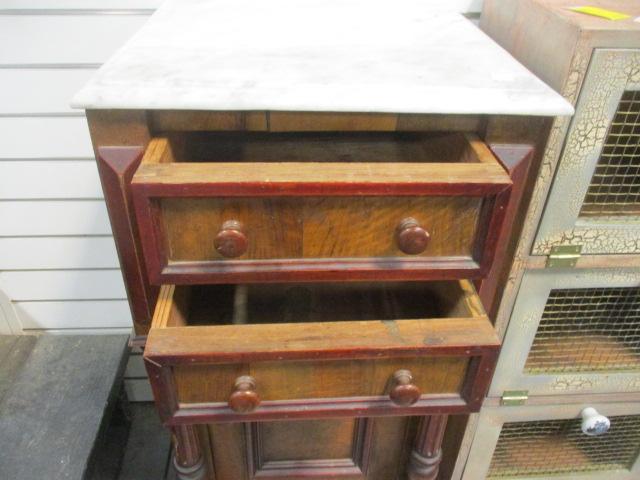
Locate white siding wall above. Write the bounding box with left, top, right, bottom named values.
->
left=0, top=3, right=160, bottom=400
left=0, top=9, right=151, bottom=336
left=0, top=0, right=482, bottom=399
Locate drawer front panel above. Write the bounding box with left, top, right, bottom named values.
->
left=173, top=356, right=469, bottom=404
left=131, top=134, right=511, bottom=283
left=162, top=196, right=480, bottom=261
left=143, top=281, right=499, bottom=423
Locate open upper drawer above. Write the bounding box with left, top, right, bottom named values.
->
left=144, top=279, right=500, bottom=424
left=130, top=132, right=512, bottom=284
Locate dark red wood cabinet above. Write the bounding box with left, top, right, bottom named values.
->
left=85, top=107, right=543, bottom=480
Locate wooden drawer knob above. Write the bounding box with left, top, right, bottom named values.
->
left=228, top=376, right=260, bottom=413
left=214, top=220, right=248, bottom=258
left=389, top=369, right=421, bottom=406
left=396, top=218, right=430, bottom=255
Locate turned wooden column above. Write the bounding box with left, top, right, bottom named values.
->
left=408, top=414, right=448, bottom=480
left=172, top=425, right=206, bottom=480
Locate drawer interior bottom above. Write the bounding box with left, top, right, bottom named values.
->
left=162, top=131, right=481, bottom=164
left=172, top=281, right=478, bottom=327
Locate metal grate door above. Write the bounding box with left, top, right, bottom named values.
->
left=534, top=49, right=640, bottom=255
left=487, top=415, right=640, bottom=477
left=524, top=287, right=640, bottom=374
left=581, top=90, right=640, bottom=217
left=490, top=269, right=640, bottom=397
left=462, top=402, right=640, bottom=480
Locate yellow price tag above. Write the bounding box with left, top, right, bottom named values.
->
left=569, top=6, right=631, bottom=20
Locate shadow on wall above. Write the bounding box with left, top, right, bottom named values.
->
left=0, top=287, right=20, bottom=335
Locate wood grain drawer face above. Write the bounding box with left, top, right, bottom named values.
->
left=143, top=280, right=500, bottom=423
left=161, top=196, right=480, bottom=261
left=132, top=132, right=511, bottom=284
left=173, top=356, right=468, bottom=404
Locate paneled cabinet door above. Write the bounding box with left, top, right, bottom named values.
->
left=205, top=416, right=417, bottom=479
left=462, top=401, right=640, bottom=480
left=489, top=268, right=640, bottom=397
left=533, top=49, right=640, bottom=255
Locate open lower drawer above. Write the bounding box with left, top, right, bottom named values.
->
left=144, top=280, right=500, bottom=424
left=129, top=132, right=512, bottom=284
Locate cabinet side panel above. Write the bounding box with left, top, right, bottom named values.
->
left=481, top=0, right=579, bottom=94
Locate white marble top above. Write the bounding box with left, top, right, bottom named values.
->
left=72, top=0, right=573, bottom=116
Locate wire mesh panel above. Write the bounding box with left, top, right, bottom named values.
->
left=487, top=415, right=640, bottom=477
left=581, top=90, right=640, bottom=217
left=533, top=50, right=640, bottom=255
left=524, top=287, right=640, bottom=373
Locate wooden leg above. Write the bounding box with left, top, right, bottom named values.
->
left=172, top=425, right=206, bottom=480
left=407, top=414, right=448, bottom=480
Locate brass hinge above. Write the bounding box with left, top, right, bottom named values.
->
left=546, top=245, right=582, bottom=268
left=501, top=390, right=528, bottom=406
